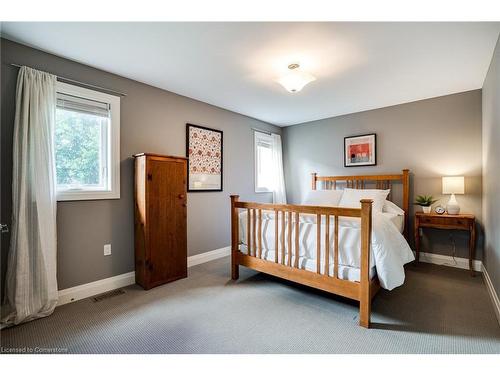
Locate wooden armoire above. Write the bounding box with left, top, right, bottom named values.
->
left=133, top=153, right=188, bottom=290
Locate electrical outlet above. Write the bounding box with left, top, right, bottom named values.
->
left=104, top=244, right=112, bottom=256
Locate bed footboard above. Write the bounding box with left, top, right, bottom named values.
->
left=229, top=195, right=376, bottom=328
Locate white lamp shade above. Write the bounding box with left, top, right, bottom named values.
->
left=277, top=70, right=316, bottom=93
left=442, top=176, right=464, bottom=194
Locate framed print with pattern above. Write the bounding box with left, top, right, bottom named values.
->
left=186, top=124, right=223, bottom=191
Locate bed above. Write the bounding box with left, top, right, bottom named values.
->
left=230, top=169, right=413, bottom=328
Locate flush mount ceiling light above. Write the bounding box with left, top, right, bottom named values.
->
left=277, top=63, right=316, bottom=93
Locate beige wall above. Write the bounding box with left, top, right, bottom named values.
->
left=282, top=90, right=483, bottom=259
left=0, top=39, right=280, bottom=291
left=482, top=35, right=500, bottom=298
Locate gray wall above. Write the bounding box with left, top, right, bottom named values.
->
left=1, top=38, right=280, bottom=291
left=282, top=90, right=483, bottom=259
left=482, top=35, right=500, bottom=298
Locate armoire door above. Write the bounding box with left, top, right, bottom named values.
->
left=147, top=158, right=187, bottom=286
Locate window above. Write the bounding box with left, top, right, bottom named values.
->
left=254, top=131, right=274, bottom=192
left=55, top=82, right=120, bottom=201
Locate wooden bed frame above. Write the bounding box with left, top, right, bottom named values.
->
left=230, top=169, right=409, bottom=328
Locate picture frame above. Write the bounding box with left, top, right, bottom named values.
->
left=344, top=133, right=377, bottom=167
left=186, top=123, right=223, bottom=192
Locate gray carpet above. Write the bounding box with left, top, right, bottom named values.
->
left=1, top=257, right=499, bottom=354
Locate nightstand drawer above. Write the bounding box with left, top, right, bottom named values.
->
left=419, top=216, right=469, bottom=228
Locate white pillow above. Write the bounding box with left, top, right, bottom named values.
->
left=302, top=190, right=344, bottom=207
left=338, top=188, right=390, bottom=213
left=383, top=200, right=405, bottom=215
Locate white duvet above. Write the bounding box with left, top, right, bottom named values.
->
left=238, top=211, right=414, bottom=290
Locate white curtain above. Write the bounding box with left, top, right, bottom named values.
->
left=271, top=133, right=287, bottom=204
left=1, top=66, right=58, bottom=328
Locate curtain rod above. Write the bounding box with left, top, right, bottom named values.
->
left=10, top=63, right=127, bottom=97
left=252, top=128, right=277, bottom=136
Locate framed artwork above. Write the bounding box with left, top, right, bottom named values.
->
left=344, top=133, right=376, bottom=167
left=186, top=123, right=223, bottom=192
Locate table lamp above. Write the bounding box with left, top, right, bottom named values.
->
left=442, top=176, right=464, bottom=215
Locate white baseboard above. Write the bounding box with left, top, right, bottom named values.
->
left=187, top=246, right=231, bottom=267
left=57, top=271, right=136, bottom=306
left=415, top=251, right=482, bottom=272
left=482, top=264, right=500, bottom=326
left=57, top=246, right=231, bottom=306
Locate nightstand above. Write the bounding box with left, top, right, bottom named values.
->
left=414, top=212, right=476, bottom=276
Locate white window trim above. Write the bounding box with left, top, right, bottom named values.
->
left=56, top=82, right=120, bottom=201
left=254, top=131, right=272, bottom=193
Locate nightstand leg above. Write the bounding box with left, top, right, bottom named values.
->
left=469, top=224, right=476, bottom=277
left=414, top=223, right=420, bottom=263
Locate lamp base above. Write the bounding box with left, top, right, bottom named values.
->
left=446, top=193, right=460, bottom=215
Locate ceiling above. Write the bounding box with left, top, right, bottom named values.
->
left=2, top=22, right=499, bottom=126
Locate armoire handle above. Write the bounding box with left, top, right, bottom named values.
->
left=178, top=194, right=185, bottom=199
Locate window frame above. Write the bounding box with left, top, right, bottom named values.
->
left=55, top=82, right=121, bottom=201
left=254, top=131, right=273, bottom=193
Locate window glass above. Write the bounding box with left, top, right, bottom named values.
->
left=255, top=132, right=274, bottom=192
left=55, top=108, right=108, bottom=190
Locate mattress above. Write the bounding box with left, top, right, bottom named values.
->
left=239, top=245, right=376, bottom=282
left=238, top=209, right=414, bottom=290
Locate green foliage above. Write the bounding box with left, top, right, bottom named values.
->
left=55, top=109, right=104, bottom=186
left=414, top=195, right=438, bottom=207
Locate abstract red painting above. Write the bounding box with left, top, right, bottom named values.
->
left=344, top=134, right=376, bottom=167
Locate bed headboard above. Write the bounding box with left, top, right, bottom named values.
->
left=311, top=169, right=410, bottom=240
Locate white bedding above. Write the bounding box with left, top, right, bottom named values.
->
left=238, top=210, right=414, bottom=290
left=381, top=212, right=404, bottom=233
